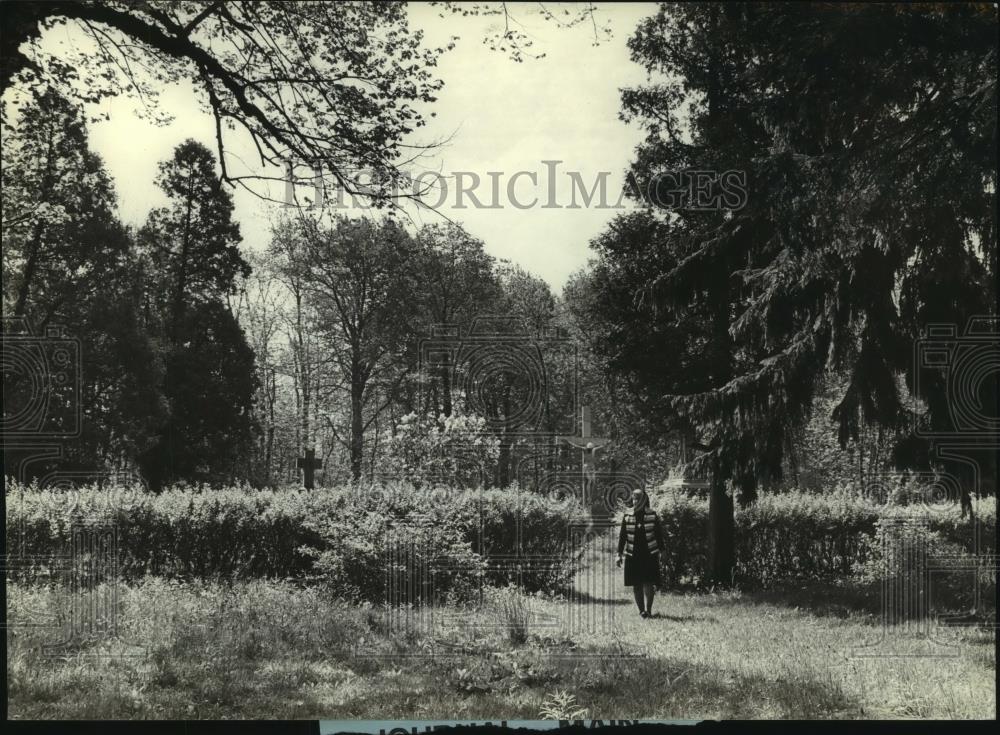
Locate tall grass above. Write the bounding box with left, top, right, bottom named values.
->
left=486, top=584, right=532, bottom=645
left=7, top=577, right=994, bottom=719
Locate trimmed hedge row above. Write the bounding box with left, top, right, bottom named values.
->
left=4, top=482, right=586, bottom=597
left=653, top=488, right=996, bottom=586
left=6, top=481, right=994, bottom=591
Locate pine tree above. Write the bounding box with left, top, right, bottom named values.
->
left=587, top=3, right=996, bottom=583
left=137, top=140, right=256, bottom=489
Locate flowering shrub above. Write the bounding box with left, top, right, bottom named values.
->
left=379, top=409, right=500, bottom=489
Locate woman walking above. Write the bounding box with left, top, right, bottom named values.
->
left=617, top=488, right=664, bottom=618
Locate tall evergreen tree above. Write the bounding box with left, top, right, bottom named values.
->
left=2, top=88, right=163, bottom=477
left=137, top=140, right=256, bottom=489
left=585, top=3, right=996, bottom=583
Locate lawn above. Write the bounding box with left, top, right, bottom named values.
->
left=8, top=546, right=995, bottom=721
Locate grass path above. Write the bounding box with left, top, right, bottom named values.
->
left=7, top=535, right=996, bottom=719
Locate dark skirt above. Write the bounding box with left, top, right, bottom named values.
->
left=623, top=543, right=662, bottom=586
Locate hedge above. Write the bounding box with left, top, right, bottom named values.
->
left=653, top=487, right=996, bottom=586
left=4, top=481, right=586, bottom=598
left=6, top=480, right=994, bottom=592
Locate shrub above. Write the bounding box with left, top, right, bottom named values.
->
left=5, top=481, right=326, bottom=580
left=378, top=409, right=500, bottom=489
left=471, top=487, right=587, bottom=592
left=649, top=485, right=995, bottom=588
left=302, top=502, right=487, bottom=604
left=485, top=583, right=532, bottom=645
left=5, top=479, right=586, bottom=596
left=855, top=517, right=996, bottom=619
left=8, top=478, right=992, bottom=591
left=649, top=490, right=709, bottom=586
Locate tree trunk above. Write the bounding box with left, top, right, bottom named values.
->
left=14, top=134, right=57, bottom=318
left=440, top=354, right=453, bottom=417
left=498, top=438, right=512, bottom=488
left=168, top=170, right=195, bottom=343
left=264, top=367, right=275, bottom=487
left=707, top=456, right=735, bottom=586
left=497, top=385, right=513, bottom=487
left=291, top=284, right=311, bottom=485
left=350, top=355, right=364, bottom=482
left=13, top=224, right=44, bottom=318
left=703, top=4, right=736, bottom=588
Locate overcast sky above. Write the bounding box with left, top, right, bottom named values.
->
left=52, top=2, right=656, bottom=292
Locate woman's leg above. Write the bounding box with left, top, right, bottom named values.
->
left=632, top=585, right=644, bottom=612
left=643, top=583, right=655, bottom=615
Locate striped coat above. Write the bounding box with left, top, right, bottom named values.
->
left=617, top=509, right=664, bottom=557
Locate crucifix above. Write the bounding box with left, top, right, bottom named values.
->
left=297, top=448, right=322, bottom=490
left=558, top=406, right=610, bottom=505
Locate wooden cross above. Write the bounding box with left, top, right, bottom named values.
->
left=297, top=448, right=322, bottom=490
left=558, top=406, right=610, bottom=503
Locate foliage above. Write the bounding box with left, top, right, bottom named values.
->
left=284, top=215, right=423, bottom=481
left=140, top=140, right=248, bottom=323
left=578, top=2, right=996, bottom=583
left=5, top=480, right=587, bottom=595
left=538, top=690, right=589, bottom=720
left=10, top=476, right=992, bottom=596
left=485, top=583, right=532, bottom=646
left=649, top=485, right=995, bottom=588
left=1, top=87, right=165, bottom=474
left=3, top=1, right=450, bottom=204
left=380, top=409, right=500, bottom=489
left=413, top=222, right=501, bottom=418
left=137, top=139, right=257, bottom=490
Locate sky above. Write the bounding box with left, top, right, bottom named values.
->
left=38, top=2, right=657, bottom=293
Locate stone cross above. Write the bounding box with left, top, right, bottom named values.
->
left=297, top=448, right=322, bottom=490
left=558, top=406, right=610, bottom=504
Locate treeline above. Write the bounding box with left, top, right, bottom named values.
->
left=2, top=87, right=626, bottom=490
left=3, top=90, right=255, bottom=490
left=0, top=86, right=941, bottom=496
left=240, top=211, right=585, bottom=488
